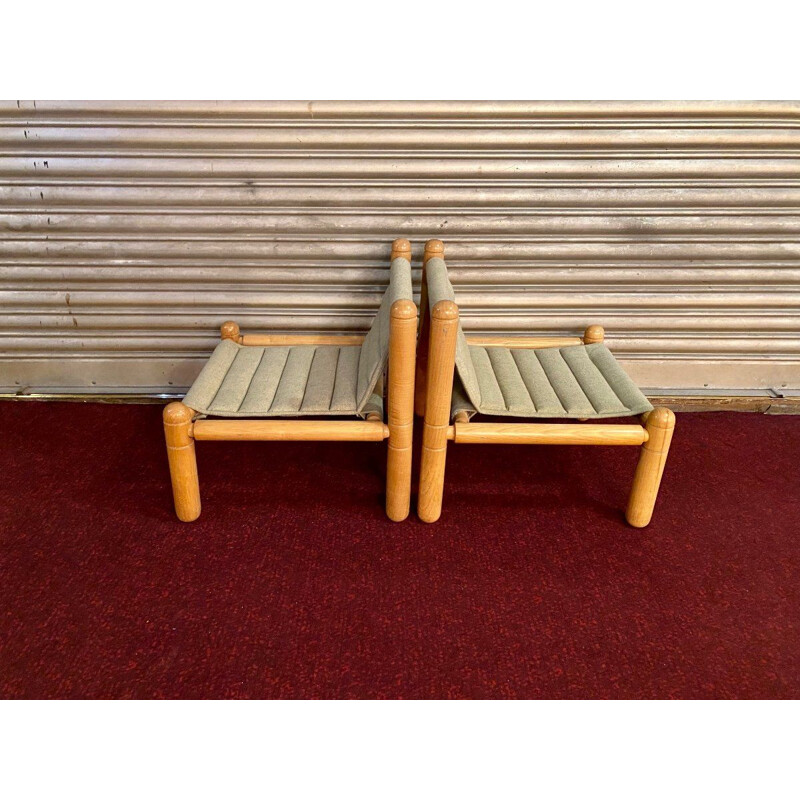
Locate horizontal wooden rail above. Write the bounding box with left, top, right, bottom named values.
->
left=192, top=419, right=388, bottom=442
left=465, top=336, right=583, bottom=349
left=240, top=334, right=365, bottom=346
left=452, top=422, right=648, bottom=446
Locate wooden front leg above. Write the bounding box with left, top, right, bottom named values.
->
left=163, top=402, right=201, bottom=522
left=625, top=407, right=676, bottom=528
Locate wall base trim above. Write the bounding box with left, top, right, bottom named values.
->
left=2, top=393, right=799, bottom=414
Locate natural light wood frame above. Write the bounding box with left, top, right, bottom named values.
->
left=416, top=239, right=676, bottom=527
left=164, top=239, right=418, bottom=523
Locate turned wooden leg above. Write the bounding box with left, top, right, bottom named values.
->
left=163, top=402, right=201, bottom=522
left=625, top=407, right=676, bottom=528
left=418, top=299, right=459, bottom=523
left=385, top=297, right=418, bottom=522
left=415, top=239, right=444, bottom=417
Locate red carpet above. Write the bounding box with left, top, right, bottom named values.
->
left=1, top=402, right=798, bottom=699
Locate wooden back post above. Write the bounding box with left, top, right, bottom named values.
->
left=385, top=295, right=418, bottom=521
left=415, top=239, right=444, bottom=417
left=384, top=239, right=415, bottom=520
left=418, top=298, right=459, bottom=523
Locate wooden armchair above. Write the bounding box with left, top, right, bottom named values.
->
left=163, top=239, right=417, bottom=522
left=415, top=240, right=675, bottom=526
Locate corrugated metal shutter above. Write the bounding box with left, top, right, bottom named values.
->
left=1, top=100, right=798, bottom=394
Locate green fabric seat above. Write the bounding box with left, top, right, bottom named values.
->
left=183, top=256, right=412, bottom=418
left=425, top=257, right=654, bottom=420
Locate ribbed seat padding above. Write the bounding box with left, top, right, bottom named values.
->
left=451, top=341, right=653, bottom=418
left=425, top=257, right=653, bottom=420
left=183, top=256, right=412, bottom=418
left=183, top=341, right=384, bottom=417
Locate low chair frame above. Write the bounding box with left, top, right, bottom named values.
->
left=416, top=239, right=676, bottom=526
left=164, top=239, right=418, bottom=523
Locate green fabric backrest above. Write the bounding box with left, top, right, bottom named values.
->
left=424, top=256, right=483, bottom=409
left=425, top=256, right=653, bottom=421
left=355, top=256, right=413, bottom=411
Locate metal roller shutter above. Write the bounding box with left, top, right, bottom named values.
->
left=1, top=100, right=798, bottom=394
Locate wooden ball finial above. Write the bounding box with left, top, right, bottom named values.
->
left=647, top=407, right=676, bottom=430
left=424, top=239, right=444, bottom=263
left=220, top=321, right=240, bottom=342
left=432, top=299, right=458, bottom=321
left=163, top=401, right=194, bottom=425
left=391, top=238, right=412, bottom=260
left=390, top=298, right=418, bottom=320
left=583, top=325, right=605, bottom=345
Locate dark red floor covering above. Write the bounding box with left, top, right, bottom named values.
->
left=1, top=402, right=798, bottom=699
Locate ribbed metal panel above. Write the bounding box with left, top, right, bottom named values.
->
left=1, top=100, right=798, bottom=393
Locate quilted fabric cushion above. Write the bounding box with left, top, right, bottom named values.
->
left=183, top=255, right=411, bottom=418
left=183, top=341, right=383, bottom=417
left=451, top=342, right=653, bottom=419
left=425, top=256, right=652, bottom=420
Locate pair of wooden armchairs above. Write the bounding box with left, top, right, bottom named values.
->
left=164, top=239, right=675, bottom=527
